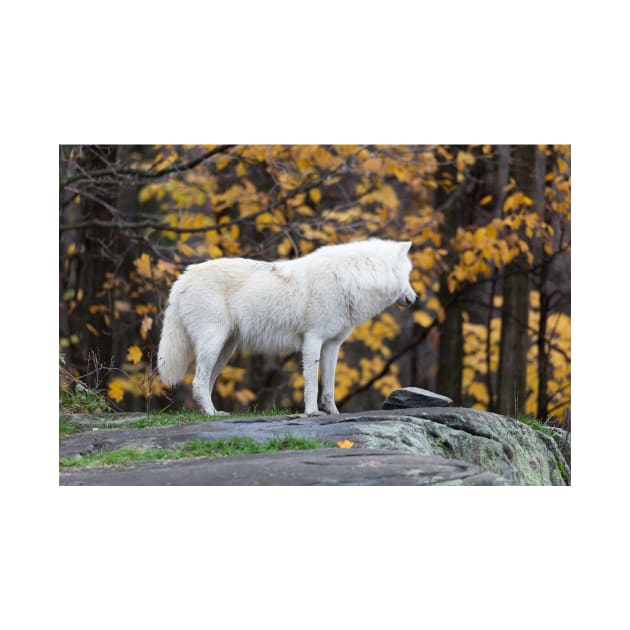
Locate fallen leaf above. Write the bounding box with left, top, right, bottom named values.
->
left=336, top=440, right=354, bottom=449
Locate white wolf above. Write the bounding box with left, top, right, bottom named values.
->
left=157, top=238, right=417, bottom=416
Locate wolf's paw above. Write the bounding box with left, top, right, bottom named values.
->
left=320, top=405, right=339, bottom=415
left=206, top=410, right=230, bottom=417
left=305, top=409, right=326, bottom=417
left=319, top=395, right=339, bottom=415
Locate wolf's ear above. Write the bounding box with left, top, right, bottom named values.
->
left=399, top=241, right=412, bottom=256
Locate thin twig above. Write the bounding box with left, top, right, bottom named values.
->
left=60, top=145, right=236, bottom=188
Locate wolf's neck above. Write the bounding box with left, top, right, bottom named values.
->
left=343, top=278, right=399, bottom=325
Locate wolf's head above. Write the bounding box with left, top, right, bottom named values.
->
left=393, top=241, right=418, bottom=307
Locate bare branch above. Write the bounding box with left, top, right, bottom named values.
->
left=59, top=148, right=369, bottom=234
left=337, top=318, right=440, bottom=409
left=60, top=145, right=236, bottom=188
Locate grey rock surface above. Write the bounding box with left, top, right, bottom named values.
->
left=60, top=407, right=570, bottom=485
left=383, top=387, right=453, bottom=409
left=59, top=449, right=506, bottom=486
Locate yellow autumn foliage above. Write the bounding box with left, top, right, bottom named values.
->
left=461, top=291, right=570, bottom=419
left=64, top=144, right=569, bottom=417
left=126, top=345, right=142, bottom=365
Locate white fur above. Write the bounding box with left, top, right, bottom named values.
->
left=157, top=238, right=417, bottom=416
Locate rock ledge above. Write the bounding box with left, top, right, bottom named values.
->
left=59, top=407, right=570, bottom=486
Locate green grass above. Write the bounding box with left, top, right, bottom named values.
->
left=59, top=434, right=327, bottom=468
left=59, top=383, right=109, bottom=415
left=555, top=458, right=568, bottom=482
left=59, top=418, right=86, bottom=436
left=125, top=410, right=221, bottom=429
left=59, top=407, right=297, bottom=435
left=517, top=415, right=554, bottom=436
left=127, top=407, right=295, bottom=429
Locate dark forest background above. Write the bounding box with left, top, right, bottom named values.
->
left=59, top=144, right=570, bottom=424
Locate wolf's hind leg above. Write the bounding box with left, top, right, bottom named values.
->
left=191, top=328, right=231, bottom=416
left=207, top=336, right=237, bottom=411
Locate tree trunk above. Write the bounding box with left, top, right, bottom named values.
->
left=534, top=146, right=550, bottom=419
left=65, top=145, right=119, bottom=378
left=436, top=149, right=463, bottom=404
left=497, top=257, right=529, bottom=416
left=485, top=145, right=510, bottom=411
left=437, top=304, right=463, bottom=402
left=497, top=145, right=533, bottom=417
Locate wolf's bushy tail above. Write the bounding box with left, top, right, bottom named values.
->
left=157, top=299, right=193, bottom=386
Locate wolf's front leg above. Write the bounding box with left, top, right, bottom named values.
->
left=319, top=339, right=342, bottom=414
left=302, top=334, right=324, bottom=416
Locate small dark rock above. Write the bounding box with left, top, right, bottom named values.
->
left=383, top=387, right=453, bottom=410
